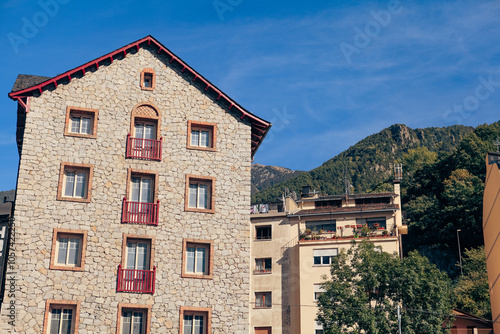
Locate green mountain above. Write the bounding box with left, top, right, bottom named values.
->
left=251, top=164, right=304, bottom=195
left=252, top=123, right=474, bottom=204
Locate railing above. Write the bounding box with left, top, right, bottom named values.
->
left=126, top=134, right=162, bottom=161
left=117, top=265, right=156, bottom=293
left=253, top=269, right=272, bottom=274
left=122, top=198, right=159, bottom=225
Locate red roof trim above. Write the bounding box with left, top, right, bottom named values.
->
left=8, top=35, right=271, bottom=156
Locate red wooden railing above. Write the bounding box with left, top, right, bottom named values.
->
left=117, top=265, right=156, bottom=293
left=126, top=134, right=162, bottom=161
left=122, top=198, right=159, bottom=225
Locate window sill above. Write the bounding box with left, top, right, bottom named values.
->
left=185, top=207, right=215, bottom=214
left=56, top=196, right=91, bottom=203
left=63, top=132, right=97, bottom=139
left=253, top=271, right=272, bottom=275
left=49, top=265, right=85, bottom=272
left=254, top=238, right=272, bottom=242
left=181, top=273, right=213, bottom=280
left=312, top=264, right=331, bottom=267
left=254, top=306, right=272, bottom=309
left=187, top=146, right=217, bottom=152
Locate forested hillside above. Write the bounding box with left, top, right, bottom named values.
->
left=252, top=124, right=474, bottom=204
left=251, top=164, right=303, bottom=195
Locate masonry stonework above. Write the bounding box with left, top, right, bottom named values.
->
left=3, top=44, right=258, bottom=333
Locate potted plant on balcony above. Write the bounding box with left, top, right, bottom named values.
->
left=360, top=225, right=371, bottom=237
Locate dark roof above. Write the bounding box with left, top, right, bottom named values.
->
left=292, top=203, right=399, bottom=216
left=11, top=74, right=51, bottom=92
left=8, top=35, right=271, bottom=157
left=299, top=192, right=396, bottom=202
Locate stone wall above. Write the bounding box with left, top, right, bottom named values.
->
left=1, top=46, right=252, bottom=333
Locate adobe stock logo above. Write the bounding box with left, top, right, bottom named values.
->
left=213, top=0, right=242, bottom=21
left=339, top=0, right=403, bottom=63
left=7, top=0, right=71, bottom=54
left=443, top=72, right=500, bottom=123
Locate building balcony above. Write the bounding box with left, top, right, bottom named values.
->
left=117, top=265, right=156, bottom=294
left=122, top=198, right=159, bottom=225
left=126, top=134, right=162, bottom=161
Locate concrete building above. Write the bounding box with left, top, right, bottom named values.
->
left=483, top=152, right=500, bottom=334
left=250, top=180, right=406, bottom=334
left=2, top=35, right=271, bottom=333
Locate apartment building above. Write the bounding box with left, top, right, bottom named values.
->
left=483, top=152, right=500, bottom=334
left=250, top=180, right=406, bottom=334
left=2, top=35, right=270, bottom=333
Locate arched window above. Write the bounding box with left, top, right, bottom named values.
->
left=126, top=103, right=162, bottom=161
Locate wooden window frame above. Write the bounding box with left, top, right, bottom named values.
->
left=50, top=229, right=88, bottom=271
left=185, top=175, right=215, bottom=214
left=43, top=300, right=80, bottom=334
left=255, top=292, right=272, bottom=309
left=126, top=169, right=159, bottom=203
left=254, top=258, right=272, bottom=274
left=116, top=303, right=152, bottom=334
left=179, top=306, right=212, bottom=334
left=181, top=238, right=214, bottom=279
left=187, top=121, right=217, bottom=152
left=130, top=103, right=161, bottom=140
left=140, top=68, right=156, bottom=91
left=57, top=162, right=93, bottom=203
left=121, top=234, right=155, bottom=271
left=64, top=106, right=98, bottom=139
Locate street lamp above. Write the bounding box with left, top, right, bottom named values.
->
left=457, top=229, right=463, bottom=276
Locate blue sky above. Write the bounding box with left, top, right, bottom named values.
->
left=1, top=0, right=500, bottom=191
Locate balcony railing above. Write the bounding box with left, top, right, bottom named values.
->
left=117, top=265, right=156, bottom=293
left=122, top=198, right=159, bottom=225
left=126, top=134, right=162, bottom=161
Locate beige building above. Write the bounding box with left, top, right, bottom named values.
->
left=250, top=181, right=405, bottom=334
left=483, top=152, right=500, bottom=334
left=2, top=36, right=271, bottom=333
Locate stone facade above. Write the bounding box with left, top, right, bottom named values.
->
left=3, top=39, right=268, bottom=333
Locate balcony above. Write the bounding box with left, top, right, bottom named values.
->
left=117, top=265, right=156, bottom=294
left=126, top=134, right=162, bottom=161
left=122, top=198, right=159, bottom=225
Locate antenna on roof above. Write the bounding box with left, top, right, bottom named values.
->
left=394, top=163, right=403, bottom=180
left=344, top=166, right=352, bottom=196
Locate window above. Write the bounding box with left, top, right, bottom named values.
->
left=127, top=103, right=162, bottom=160
left=50, top=229, right=87, bottom=271
left=64, top=107, right=98, bottom=138
left=182, top=239, right=213, bottom=279
left=255, top=292, right=272, bottom=308
left=43, top=300, right=80, bottom=334
left=140, top=68, right=156, bottom=91
left=305, top=220, right=337, bottom=232
left=57, top=162, right=93, bottom=203
left=367, top=217, right=387, bottom=230
left=123, top=169, right=159, bottom=225
left=255, top=327, right=272, bottom=334
left=255, top=226, right=272, bottom=240
left=118, top=235, right=155, bottom=293
left=314, top=284, right=326, bottom=301
left=180, top=307, right=211, bottom=334
left=117, top=304, right=151, bottom=334
left=185, top=175, right=215, bottom=213
left=254, top=258, right=272, bottom=274
left=313, top=248, right=338, bottom=266
left=187, top=121, right=216, bottom=151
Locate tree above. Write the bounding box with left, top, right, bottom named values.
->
left=316, top=242, right=453, bottom=334
left=454, top=246, right=491, bottom=319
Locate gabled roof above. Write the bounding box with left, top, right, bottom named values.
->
left=8, top=35, right=271, bottom=157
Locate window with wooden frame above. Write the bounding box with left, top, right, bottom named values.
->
left=254, top=258, right=272, bottom=274
left=43, top=300, right=80, bottom=334
left=187, top=121, right=216, bottom=151
left=182, top=239, right=214, bottom=279
left=64, top=107, right=98, bottom=138
left=118, top=235, right=156, bottom=294
left=255, top=292, right=272, bottom=308
left=116, top=303, right=152, bottom=334
left=127, top=103, right=162, bottom=161
left=185, top=175, right=215, bottom=213
left=50, top=229, right=87, bottom=271
left=57, top=162, right=93, bottom=203
left=179, top=306, right=212, bottom=334
left=140, top=68, right=156, bottom=91
left=122, top=169, right=159, bottom=225
left=255, top=327, right=272, bottom=334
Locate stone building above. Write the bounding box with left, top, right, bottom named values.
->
left=483, top=152, right=500, bottom=334
left=250, top=179, right=407, bottom=334
left=3, top=35, right=270, bottom=333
